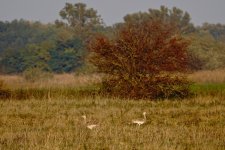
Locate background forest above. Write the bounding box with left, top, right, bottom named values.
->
left=1, top=3, right=225, bottom=75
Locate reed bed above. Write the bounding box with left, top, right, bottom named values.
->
left=0, top=73, right=102, bottom=89
left=188, top=69, right=225, bottom=83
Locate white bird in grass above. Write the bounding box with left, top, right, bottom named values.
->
left=82, top=115, right=98, bottom=130
left=87, top=124, right=98, bottom=130
left=132, top=112, right=147, bottom=126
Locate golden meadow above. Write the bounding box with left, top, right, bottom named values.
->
left=0, top=70, right=225, bottom=149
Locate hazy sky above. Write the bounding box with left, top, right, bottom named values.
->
left=1, top=0, right=225, bottom=26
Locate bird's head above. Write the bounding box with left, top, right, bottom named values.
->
left=81, top=115, right=86, bottom=120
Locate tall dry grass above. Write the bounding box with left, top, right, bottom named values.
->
left=189, top=69, right=225, bottom=83
left=1, top=69, right=225, bottom=90
left=0, top=73, right=102, bottom=90
left=0, top=74, right=102, bottom=100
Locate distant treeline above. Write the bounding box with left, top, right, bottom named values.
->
left=0, top=3, right=225, bottom=74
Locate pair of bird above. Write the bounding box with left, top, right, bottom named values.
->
left=82, top=112, right=147, bottom=130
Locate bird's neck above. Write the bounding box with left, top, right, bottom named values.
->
left=143, top=114, right=146, bottom=121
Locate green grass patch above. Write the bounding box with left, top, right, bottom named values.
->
left=191, top=83, right=225, bottom=96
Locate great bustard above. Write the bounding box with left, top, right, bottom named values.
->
left=82, top=115, right=98, bottom=130
left=132, top=112, right=147, bottom=126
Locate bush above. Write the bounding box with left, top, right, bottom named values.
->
left=23, top=68, right=53, bottom=82
left=89, top=20, right=191, bottom=99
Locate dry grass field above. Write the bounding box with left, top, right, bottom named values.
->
left=0, top=96, right=225, bottom=149
left=0, top=73, right=102, bottom=89
left=0, top=70, right=225, bottom=149
left=188, top=69, right=225, bottom=83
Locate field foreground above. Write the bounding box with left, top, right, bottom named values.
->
left=1, top=71, right=225, bottom=149
left=0, top=96, right=225, bottom=149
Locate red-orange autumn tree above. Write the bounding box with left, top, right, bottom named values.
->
left=89, top=20, right=191, bottom=99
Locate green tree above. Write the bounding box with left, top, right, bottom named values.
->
left=48, top=37, right=84, bottom=73
left=0, top=20, right=57, bottom=73
left=200, top=23, right=225, bottom=42
left=124, top=6, right=195, bottom=34
left=22, top=42, right=53, bottom=71
left=187, top=31, right=225, bottom=70
left=0, top=48, right=25, bottom=73
left=55, top=2, right=103, bottom=37
left=0, top=42, right=53, bottom=73
left=53, top=2, right=105, bottom=73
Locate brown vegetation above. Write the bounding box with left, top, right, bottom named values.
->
left=89, top=20, right=190, bottom=99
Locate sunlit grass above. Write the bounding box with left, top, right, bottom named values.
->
left=0, top=70, right=225, bottom=149
left=0, top=96, right=225, bottom=149
left=188, top=69, right=225, bottom=83
left=0, top=73, right=101, bottom=89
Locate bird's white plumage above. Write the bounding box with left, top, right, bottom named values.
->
left=82, top=115, right=98, bottom=130
left=87, top=124, right=98, bottom=130
left=132, top=112, right=147, bottom=126
left=82, top=115, right=86, bottom=120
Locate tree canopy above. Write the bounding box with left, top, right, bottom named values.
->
left=55, top=2, right=103, bottom=38
left=89, top=20, right=190, bottom=99
left=124, top=6, right=195, bottom=34
left=1, top=3, right=225, bottom=74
